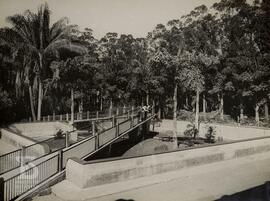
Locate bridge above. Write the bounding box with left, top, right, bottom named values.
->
left=0, top=108, right=155, bottom=201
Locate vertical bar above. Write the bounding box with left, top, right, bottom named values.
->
left=0, top=177, right=3, bottom=201
left=29, top=117, right=31, bottom=122
left=76, top=113, right=79, bottom=120
left=66, top=113, right=69, bottom=121
left=87, top=111, right=89, bottom=119
left=58, top=150, right=63, bottom=172
left=65, top=133, right=69, bottom=148
left=60, top=114, right=62, bottom=121
left=116, top=108, right=119, bottom=116
left=48, top=115, right=50, bottom=121
left=53, top=112, right=55, bottom=121
left=96, top=111, right=99, bottom=119
left=112, top=116, right=115, bottom=127
left=20, top=146, right=26, bottom=167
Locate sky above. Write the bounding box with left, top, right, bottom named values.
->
left=0, top=0, right=218, bottom=39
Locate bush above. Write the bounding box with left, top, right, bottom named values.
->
left=54, top=129, right=65, bottom=139
left=205, top=126, right=216, bottom=143
left=184, top=123, right=199, bottom=139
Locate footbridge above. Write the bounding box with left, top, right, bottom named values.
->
left=0, top=109, right=155, bottom=201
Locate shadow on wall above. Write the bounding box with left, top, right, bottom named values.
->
left=115, top=199, right=135, bottom=201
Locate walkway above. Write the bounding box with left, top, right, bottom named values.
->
left=35, top=151, right=270, bottom=201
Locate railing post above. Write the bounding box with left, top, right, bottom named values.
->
left=60, top=114, right=62, bottom=121
left=87, top=111, right=89, bottom=119
left=66, top=113, right=69, bottom=121
left=48, top=115, right=50, bottom=121
left=65, top=132, right=69, bottom=148
left=109, top=107, right=112, bottom=117
left=112, top=116, right=115, bottom=127
left=29, top=117, right=31, bottom=122
left=53, top=112, right=55, bottom=121
left=0, top=177, right=4, bottom=201
left=58, top=150, right=63, bottom=172
left=96, top=111, right=99, bottom=119
left=131, top=114, right=134, bottom=127
left=20, top=146, right=26, bottom=167
left=76, top=113, right=79, bottom=120
left=116, top=108, right=119, bottom=116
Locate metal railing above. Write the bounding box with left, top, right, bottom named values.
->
left=2, top=153, right=59, bottom=201
left=27, top=106, right=135, bottom=123
left=0, top=109, right=153, bottom=201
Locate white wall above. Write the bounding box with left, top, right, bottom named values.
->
left=8, top=121, right=73, bottom=140
left=66, top=137, right=270, bottom=189
left=155, top=120, right=270, bottom=140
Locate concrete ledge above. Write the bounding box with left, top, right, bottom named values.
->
left=66, top=137, right=270, bottom=189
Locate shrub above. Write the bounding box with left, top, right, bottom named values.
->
left=205, top=126, right=216, bottom=143
left=184, top=123, right=199, bottom=139
left=54, top=129, right=65, bottom=139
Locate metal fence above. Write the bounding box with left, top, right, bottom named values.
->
left=2, top=153, right=59, bottom=201
left=29, top=106, right=135, bottom=123
left=0, top=109, right=153, bottom=201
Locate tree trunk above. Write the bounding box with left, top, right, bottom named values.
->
left=37, top=80, right=42, bottom=121
left=240, top=108, right=244, bottom=122
left=71, top=89, right=74, bottom=122
left=37, top=53, right=43, bottom=121
left=195, top=87, right=200, bottom=130
left=100, top=96, right=103, bottom=111
left=173, top=84, right=178, bottom=149
left=265, top=102, right=269, bottom=122
left=220, top=93, right=224, bottom=121
left=29, top=85, right=36, bottom=121
left=146, top=91, right=149, bottom=106
left=255, top=103, right=259, bottom=125
left=203, top=93, right=206, bottom=121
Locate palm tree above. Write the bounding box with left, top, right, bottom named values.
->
left=0, top=3, right=86, bottom=120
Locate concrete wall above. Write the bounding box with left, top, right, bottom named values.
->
left=0, top=128, right=47, bottom=157
left=66, top=137, right=270, bottom=189
left=8, top=121, right=73, bottom=140
left=156, top=120, right=270, bottom=140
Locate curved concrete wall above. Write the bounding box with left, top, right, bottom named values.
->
left=156, top=120, right=270, bottom=140
left=8, top=122, right=73, bottom=140
left=66, top=137, right=270, bottom=189
left=0, top=128, right=48, bottom=157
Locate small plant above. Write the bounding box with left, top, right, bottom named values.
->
left=205, top=126, right=216, bottom=143
left=184, top=123, right=199, bottom=139
left=54, top=129, right=65, bottom=139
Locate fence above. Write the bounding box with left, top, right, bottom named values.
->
left=0, top=111, right=154, bottom=201
left=0, top=107, right=141, bottom=176
left=27, top=106, right=135, bottom=123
